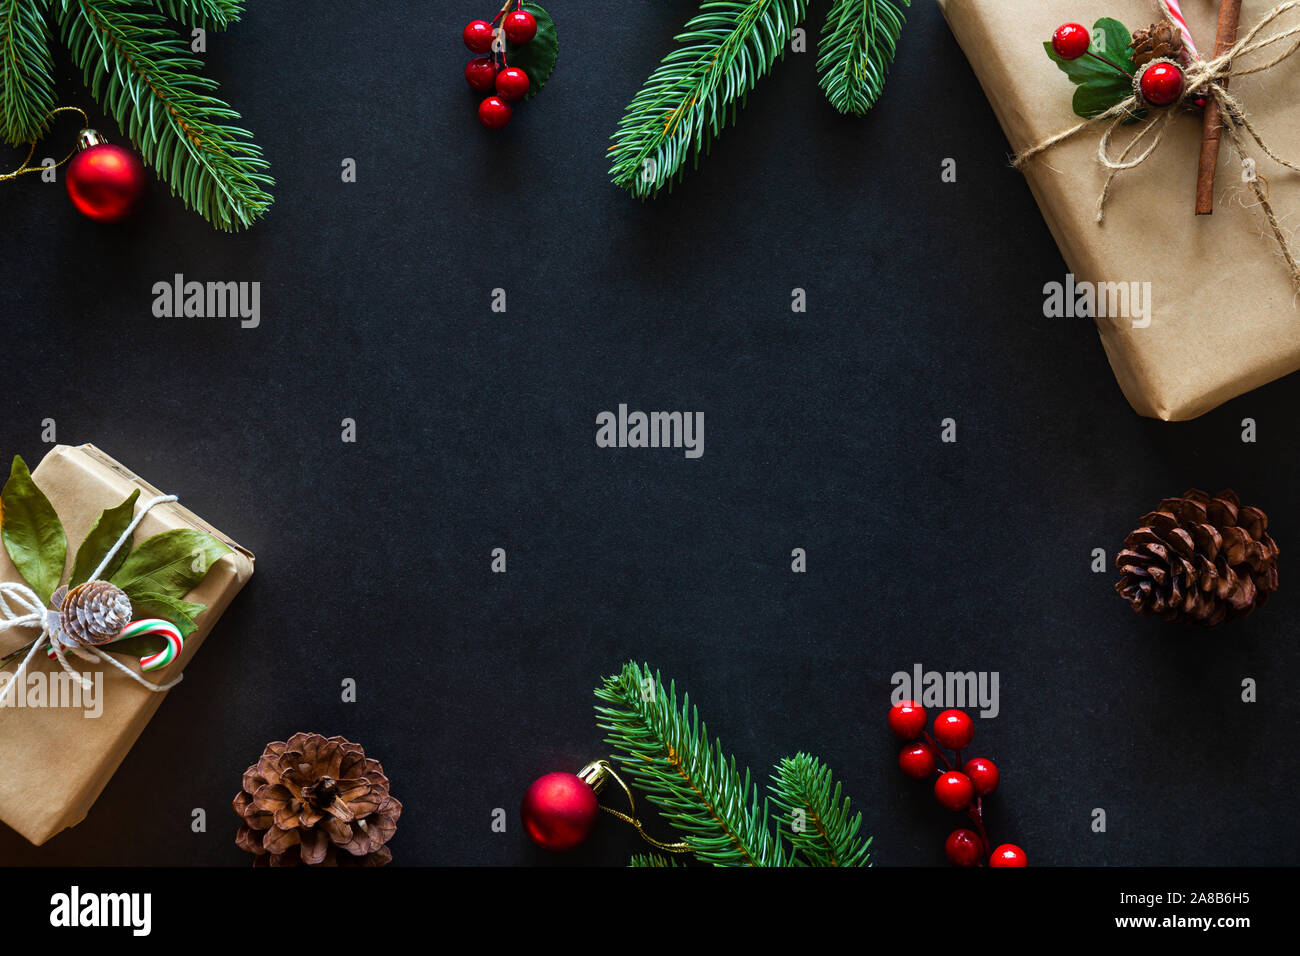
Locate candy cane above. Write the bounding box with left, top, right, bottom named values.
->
left=49, top=619, right=184, bottom=673
left=1161, top=0, right=1201, bottom=56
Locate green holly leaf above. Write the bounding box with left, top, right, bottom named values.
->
left=109, top=529, right=231, bottom=601
left=120, top=588, right=206, bottom=637
left=69, top=489, right=141, bottom=587
left=1, top=456, right=66, bottom=605
left=506, top=2, right=558, bottom=101
left=1044, top=18, right=1140, bottom=119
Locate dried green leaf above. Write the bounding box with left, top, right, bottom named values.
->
left=70, top=489, right=140, bottom=587
left=109, top=528, right=230, bottom=600
left=1, top=455, right=66, bottom=605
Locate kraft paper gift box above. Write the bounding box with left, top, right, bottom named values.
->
left=0, top=445, right=253, bottom=846
left=938, top=0, right=1300, bottom=420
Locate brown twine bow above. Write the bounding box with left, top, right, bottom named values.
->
left=1015, top=1, right=1300, bottom=286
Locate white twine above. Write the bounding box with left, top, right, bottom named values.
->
left=0, top=494, right=181, bottom=707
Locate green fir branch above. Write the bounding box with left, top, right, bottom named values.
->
left=628, top=853, right=682, bottom=867
left=770, top=753, right=872, bottom=866
left=595, top=662, right=785, bottom=867
left=152, top=0, right=242, bottom=30
left=816, top=0, right=908, bottom=116
left=608, top=0, right=808, bottom=199
left=0, top=0, right=56, bottom=145
left=56, top=0, right=271, bottom=230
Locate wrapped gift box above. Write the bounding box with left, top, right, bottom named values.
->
left=939, top=0, right=1300, bottom=419
left=0, top=445, right=253, bottom=845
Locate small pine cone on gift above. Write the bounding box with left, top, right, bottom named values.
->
left=1130, top=21, right=1190, bottom=69
left=51, top=581, right=133, bottom=646
left=233, top=732, right=402, bottom=866
left=1116, top=489, right=1280, bottom=626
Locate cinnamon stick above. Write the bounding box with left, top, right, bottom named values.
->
left=1196, top=0, right=1245, bottom=215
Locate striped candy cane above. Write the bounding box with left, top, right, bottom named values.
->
left=1161, top=0, right=1201, bottom=56
left=49, top=618, right=184, bottom=672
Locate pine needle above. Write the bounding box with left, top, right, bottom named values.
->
left=816, top=0, right=909, bottom=116
left=608, top=0, right=809, bottom=199
left=595, top=662, right=785, bottom=867
left=770, top=753, right=872, bottom=866
left=0, top=0, right=56, bottom=145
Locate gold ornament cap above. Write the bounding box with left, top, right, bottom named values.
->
left=77, top=128, right=106, bottom=150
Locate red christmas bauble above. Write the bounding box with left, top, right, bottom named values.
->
left=66, top=140, right=147, bottom=223
left=521, top=772, right=599, bottom=850
left=1139, top=62, right=1185, bottom=107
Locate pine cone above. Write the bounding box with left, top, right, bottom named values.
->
left=233, top=732, right=402, bottom=866
left=1116, top=489, right=1279, bottom=626
left=1130, top=21, right=1188, bottom=69
left=52, top=581, right=133, bottom=646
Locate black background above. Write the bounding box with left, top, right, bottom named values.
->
left=1, top=0, right=1297, bottom=867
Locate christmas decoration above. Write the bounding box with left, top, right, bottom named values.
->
left=889, top=700, right=1025, bottom=867
left=1115, top=488, right=1279, bottom=626
left=63, top=129, right=147, bottom=222
left=0, top=0, right=271, bottom=230
left=1025, top=4, right=1300, bottom=289
left=591, top=662, right=872, bottom=866
left=233, top=733, right=402, bottom=866
left=1052, top=22, right=1092, bottom=60
left=610, top=0, right=911, bottom=198
left=0, top=444, right=253, bottom=847
left=0, top=455, right=230, bottom=701
left=461, top=1, right=558, bottom=129
left=521, top=771, right=600, bottom=850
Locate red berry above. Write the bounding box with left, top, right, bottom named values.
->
left=989, top=844, right=1028, bottom=867
left=898, top=742, right=938, bottom=780
left=503, top=10, right=537, bottom=44
left=465, top=56, right=498, bottom=92
left=1140, top=62, right=1185, bottom=106
left=963, top=756, right=999, bottom=796
left=933, top=709, right=974, bottom=750
left=1052, top=23, right=1091, bottom=60
left=934, top=771, right=975, bottom=811
left=888, top=700, right=927, bottom=740
left=495, top=66, right=530, bottom=101
left=478, top=96, right=512, bottom=129
left=945, top=828, right=984, bottom=867
left=463, top=20, right=496, bottom=54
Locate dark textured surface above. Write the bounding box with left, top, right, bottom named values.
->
left=0, top=0, right=1297, bottom=867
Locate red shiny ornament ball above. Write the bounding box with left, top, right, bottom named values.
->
left=989, top=844, right=1029, bottom=867
left=1140, top=62, right=1185, bottom=106
left=1052, top=23, right=1092, bottom=60
left=463, top=19, right=496, bottom=53
left=933, top=709, right=974, bottom=750
left=934, top=771, right=975, bottom=811
left=465, top=56, right=498, bottom=91
left=963, top=756, right=999, bottom=796
left=65, top=143, right=147, bottom=223
left=945, top=828, right=985, bottom=867
left=888, top=700, right=927, bottom=740
left=503, top=10, right=537, bottom=45
left=898, top=742, right=939, bottom=780
left=495, top=66, right=530, bottom=101
left=521, top=772, right=599, bottom=851
left=479, top=95, right=512, bottom=129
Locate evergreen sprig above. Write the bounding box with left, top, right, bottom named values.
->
left=0, top=0, right=56, bottom=144
left=816, top=0, right=909, bottom=116
left=628, top=853, right=682, bottom=867
left=608, top=0, right=808, bottom=199
left=770, top=753, right=872, bottom=866
left=595, top=662, right=785, bottom=867
left=0, top=0, right=269, bottom=229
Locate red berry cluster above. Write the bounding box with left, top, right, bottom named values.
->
left=890, top=701, right=1027, bottom=867
left=1050, top=21, right=1185, bottom=108
left=463, top=3, right=539, bottom=128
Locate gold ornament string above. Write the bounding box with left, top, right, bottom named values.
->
left=578, top=759, right=693, bottom=854
left=0, top=107, right=90, bottom=182
left=1014, top=2, right=1300, bottom=286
